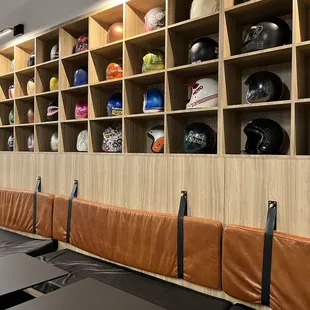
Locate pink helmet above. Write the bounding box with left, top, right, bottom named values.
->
left=75, top=99, right=88, bottom=119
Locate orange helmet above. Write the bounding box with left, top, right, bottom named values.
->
left=107, top=23, right=123, bottom=43
left=106, top=59, right=123, bottom=80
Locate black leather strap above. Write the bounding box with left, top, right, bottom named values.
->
left=261, top=201, right=277, bottom=306
left=33, top=176, right=41, bottom=233
left=177, top=191, right=188, bottom=279
left=66, top=180, right=78, bottom=243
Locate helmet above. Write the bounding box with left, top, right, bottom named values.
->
left=187, top=78, right=218, bottom=109
left=10, top=59, right=14, bottom=72
left=75, top=99, right=88, bottom=119
left=107, top=23, right=123, bottom=43
left=27, top=108, right=34, bottom=123
left=9, top=109, right=14, bottom=125
left=77, top=130, right=88, bottom=152
left=142, top=49, right=165, bottom=73
left=102, top=125, right=122, bottom=153
left=107, top=92, right=122, bottom=116
left=47, top=101, right=58, bottom=121
left=143, top=88, right=164, bottom=113
left=244, top=118, right=285, bottom=154
left=28, top=133, right=34, bottom=152
left=50, top=132, right=58, bottom=152
left=242, top=18, right=291, bottom=53
left=74, top=68, right=88, bottom=86
left=8, top=85, right=14, bottom=99
left=190, top=0, right=220, bottom=19
left=8, top=135, right=14, bottom=151
left=75, top=34, right=88, bottom=53
left=27, top=78, right=35, bottom=96
left=245, top=71, right=283, bottom=104
left=28, top=52, right=35, bottom=66
left=184, top=123, right=216, bottom=153
left=50, top=44, right=59, bottom=60
left=147, top=125, right=164, bottom=153
left=106, top=59, right=123, bottom=80
left=49, top=74, right=59, bottom=91
left=144, top=8, right=165, bottom=32
left=189, top=37, right=218, bottom=64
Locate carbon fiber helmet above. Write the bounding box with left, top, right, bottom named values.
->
left=244, top=118, right=285, bottom=154
left=184, top=123, right=216, bottom=153
left=245, top=71, right=283, bottom=104
left=189, top=37, right=218, bottom=64
left=242, top=18, right=291, bottom=53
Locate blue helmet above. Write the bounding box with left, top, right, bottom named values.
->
left=107, top=92, right=122, bottom=116
left=143, top=88, right=164, bottom=113
left=74, top=68, right=88, bottom=86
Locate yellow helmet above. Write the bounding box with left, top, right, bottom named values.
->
left=50, top=74, right=59, bottom=91
left=142, top=50, right=165, bottom=74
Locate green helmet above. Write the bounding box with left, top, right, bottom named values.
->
left=9, top=109, right=14, bottom=125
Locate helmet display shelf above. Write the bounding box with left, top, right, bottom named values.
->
left=0, top=0, right=303, bottom=157
left=35, top=123, right=58, bottom=152
left=0, top=127, right=13, bottom=151
left=15, top=97, right=34, bottom=125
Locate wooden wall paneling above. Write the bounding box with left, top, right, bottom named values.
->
left=224, top=157, right=294, bottom=230
left=13, top=153, right=37, bottom=189
left=0, top=153, right=16, bottom=188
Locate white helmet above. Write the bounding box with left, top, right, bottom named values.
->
left=50, top=132, right=58, bottom=152
left=190, top=0, right=219, bottom=19
left=186, top=78, right=218, bottom=109
left=77, top=130, right=88, bottom=152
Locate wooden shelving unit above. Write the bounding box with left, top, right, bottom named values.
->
left=0, top=0, right=306, bottom=156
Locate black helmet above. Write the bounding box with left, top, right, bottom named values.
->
left=245, top=71, right=283, bottom=104
left=244, top=118, right=285, bottom=154
left=241, top=18, right=291, bottom=53
left=189, top=37, right=218, bottom=64
left=184, top=122, right=216, bottom=153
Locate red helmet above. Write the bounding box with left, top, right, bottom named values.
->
left=75, top=99, right=88, bottom=119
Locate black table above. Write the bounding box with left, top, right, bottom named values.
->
left=0, top=253, right=67, bottom=297
left=10, top=278, right=166, bottom=309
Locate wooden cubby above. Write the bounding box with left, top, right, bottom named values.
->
left=60, top=18, right=89, bottom=58
left=0, top=0, right=305, bottom=158
left=35, top=123, right=58, bottom=152
left=89, top=42, right=123, bottom=84
left=61, top=87, right=88, bottom=121
left=89, top=118, right=122, bottom=153
left=167, top=13, right=219, bottom=68
left=36, top=30, right=59, bottom=65
left=36, top=92, right=58, bottom=123
left=224, top=106, right=291, bottom=155
left=61, top=121, right=88, bottom=152
left=0, top=74, right=14, bottom=101
left=15, top=40, right=35, bottom=71
left=89, top=4, right=123, bottom=49
left=15, top=125, right=34, bottom=152
left=124, top=72, right=164, bottom=115
left=124, top=114, right=164, bottom=153
left=167, top=109, right=218, bottom=154
left=224, top=1, right=292, bottom=57
left=0, top=127, right=13, bottom=151
left=0, top=47, right=14, bottom=76
left=124, top=30, right=165, bottom=77
left=89, top=81, right=121, bottom=118
left=15, top=68, right=35, bottom=98
left=125, top=0, right=166, bottom=38
left=0, top=101, right=13, bottom=126
left=61, top=52, right=88, bottom=89
left=15, top=97, right=34, bottom=125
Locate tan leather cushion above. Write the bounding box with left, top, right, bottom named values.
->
left=0, top=188, right=54, bottom=238
left=222, top=225, right=310, bottom=310
left=53, top=196, right=222, bottom=289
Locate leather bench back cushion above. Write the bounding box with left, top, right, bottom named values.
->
left=0, top=188, right=54, bottom=238
left=53, top=196, right=222, bottom=289
left=222, top=225, right=310, bottom=310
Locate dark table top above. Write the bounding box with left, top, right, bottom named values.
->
left=10, top=278, right=166, bottom=310
left=0, top=253, right=67, bottom=297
